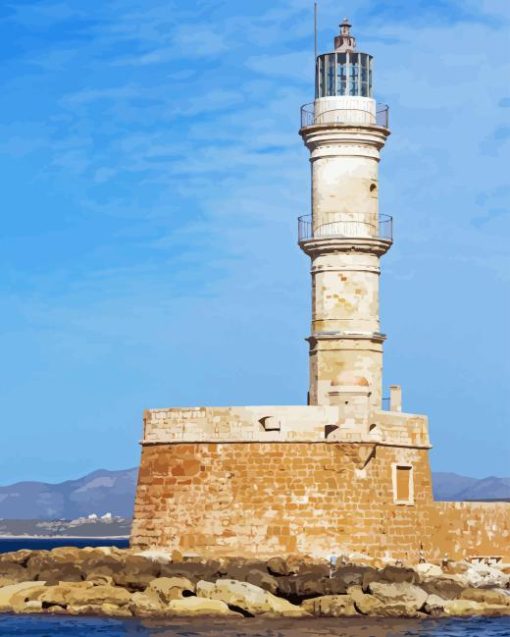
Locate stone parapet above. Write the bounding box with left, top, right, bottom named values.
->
left=141, top=405, right=431, bottom=449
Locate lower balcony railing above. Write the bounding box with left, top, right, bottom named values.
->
left=298, top=213, right=393, bottom=243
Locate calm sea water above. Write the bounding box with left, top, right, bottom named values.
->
left=0, top=616, right=509, bottom=637
left=0, top=538, right=129, bottom=553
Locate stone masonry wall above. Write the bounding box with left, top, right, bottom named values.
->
left=429, top=501, right=510, bottom=562
left=131, top=441, right=435, bottom=561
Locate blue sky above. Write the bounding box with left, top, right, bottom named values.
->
left=0, top=0, right=508, bottom=483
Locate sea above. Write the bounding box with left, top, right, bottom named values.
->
left=0, top=538, right=129, bottom=554
left=0, top=616, right=509, bottom=637
left=1, top=540, right=509, bottom=636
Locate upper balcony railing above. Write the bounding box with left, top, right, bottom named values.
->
left=301, top=103, right=389, bottom=129
left=298, top=213, right=393, bottom=244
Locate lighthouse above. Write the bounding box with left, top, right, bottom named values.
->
left=299, top=19, right=392, bottom=409
left=131, top=19, right=509, bottom=565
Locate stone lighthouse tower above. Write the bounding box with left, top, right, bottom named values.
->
left=131, top=19, right=510, bottom=565
left=299, top=19, right=392, bottom=409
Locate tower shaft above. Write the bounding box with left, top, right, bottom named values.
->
left=299, top=24, right=391, bottom=409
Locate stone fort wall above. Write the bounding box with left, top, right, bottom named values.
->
left=429, top=501, right=510, bottom=562
left=131, top=441, right=435, bottom=561
left=131, top=407, right=510, bottom=562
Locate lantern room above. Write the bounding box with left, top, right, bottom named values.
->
left=315, top=19, right=373, bottom=98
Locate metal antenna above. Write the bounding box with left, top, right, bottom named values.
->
left=314, top=0, right=318, bottom=61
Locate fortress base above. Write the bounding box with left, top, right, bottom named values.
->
left=131, top=407, right=510, bottom=562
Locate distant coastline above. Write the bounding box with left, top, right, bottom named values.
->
left=0, top=534, right=130, bottom=540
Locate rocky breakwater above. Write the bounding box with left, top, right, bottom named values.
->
left=0, top=548, right=509, bottom=619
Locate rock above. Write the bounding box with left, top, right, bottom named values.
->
left=67, top=603, right=132, bottom=618
left=368, top=581, right=428, bottom=613
left=266, top=558, right=290, bottom=577
left=464, top=564, right=509, bottom=589
left=460, top=588, right=510, bottom=606
left=424, top=594, right=446, bottom=615
left=220, top=559, right=268, bottom=583
left=38, top=565, right=84, bottom=585
left=196, top=579, right=307, bottom=617
left=245, top=569, right=278, bottom=594
left=276, top=564, right=369, bottom=600
left=81, top=552, right=124, bottom=580
left=86, top=573, right=115, bottom=587
left=167, top=597, right=241, bottom=617
left=26, top=549, right=84, bottom=583
left=66, top=584, right=132, bottom=608
left=415, top=563, right=443, bottom=580
left=276, top=570, right=330, bottom=599
left=0, top=562, right=27, bottom=583
left=421, top=578, right=464, bottom=600
left=23, top=600, right=43, bottom=613
left=35, top=582, right=94, bottom=609
left=347, top=585, right=385, bottom=616
left=443, top=561, right=469, bottom=576
left=302, top=594, right=358, bottom=617
left=130, top=592, right=164, bottom=617
left=0, top=582, right=46, bottom=612
left=0, top=578, right=16, bottom=589
left=112, top=555, right=161, bottom=591
left=0, top=550, right=32, bottom=566
left=159, top=561, right=213, bottom=583
left=379, top=565, right=418, bottom=585
left=145, top=577, right=194, bottom=603
left=443, top=599, right=508, bottom=617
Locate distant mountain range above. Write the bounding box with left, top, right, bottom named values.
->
left=0, top=468, right=138, bottom=520
left=0, top=468, right=508, bottom=520
left=432, top=472, right=510, bottom=502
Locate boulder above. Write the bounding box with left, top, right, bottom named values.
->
left=0, top=562, right=27, bottom=583
left=86, top=573, right=115, bottom=587
left=276, top=571, right=330, bottom=599
left=464, top=564, right=509, bottom=589
left=67, top=603, right=132, bottom=618
left=167, top=597, right=241, bottom=617
left=421, top=578, right=464, bottom=600
left=443, top=599, right=508, bottom=617
left=266, top=557, right=290, bottom=577
left=379, top=565, right=418, bottom=584
left=415, top=563, right=443, bottom=580
left=130, top=592, right=164, bottom=617
left=460, top=588, right=510, bottom=606
left=219, top=559, right=269, bottom=583
left=145, top=577, right=194, bottom=603
left=66, top=584, right=132, bottom=608
left=36, top=582, right=94, bottom=609
left=347, top=585, right=385, bottom=616
left=245, top=569, right=278, bottom=594
left=302, top=594, right=358, bottom=617
left=159, top=561, right=213, bottom=583
left=0, top=550, right=32, bottom=566
left=196, top=579, right=307, bottom=617
left=424, top=594, right=446, bottom=615
left=26, top=550, right=84, bottom=583
left=0, top=582, right=46, bottom=612
left=112, top=555, right=161, bottom=591
left=37, top=565, right=84, bottom=585
left=368, top=581, right=428, bottom=613
left=80, top=551, right=126, bottom=583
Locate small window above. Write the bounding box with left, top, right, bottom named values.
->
left=393, top=464, right=414, bottom=505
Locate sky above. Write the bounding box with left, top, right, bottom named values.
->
left=0, top=0, right=508, bottom=484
